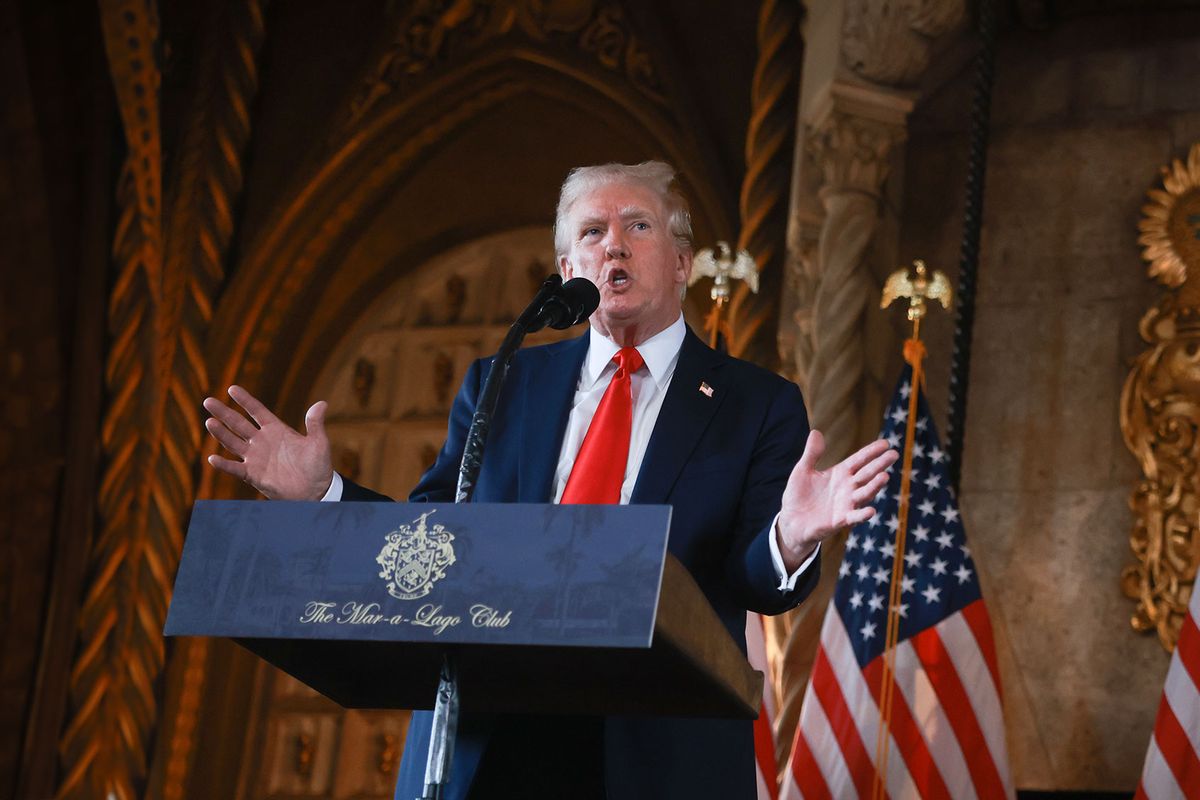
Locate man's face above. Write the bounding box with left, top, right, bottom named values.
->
left=558, top=180, right=692, bottom=343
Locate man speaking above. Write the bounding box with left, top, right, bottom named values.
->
left=203, top=161, right=896, bottom=799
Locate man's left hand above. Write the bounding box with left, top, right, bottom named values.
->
left=777, top=430, right=899, bottom=572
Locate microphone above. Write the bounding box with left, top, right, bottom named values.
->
left=540, top=277, right=601, bottom=330
left=458, top=274, right=600, bottom=502
left=520, top=275, right=600, bottom=333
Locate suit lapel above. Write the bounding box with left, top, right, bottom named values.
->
left=630, top=328, right=726, bottom=504
left=517, top=332, right=589, bottom=502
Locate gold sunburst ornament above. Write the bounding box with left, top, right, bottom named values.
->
left=1122, top=142, right=1200, bottom=653
left=1138, top=142, right=1200, bottom=291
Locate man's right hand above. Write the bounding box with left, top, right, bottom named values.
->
left=203, top=385, right=334, bottom=500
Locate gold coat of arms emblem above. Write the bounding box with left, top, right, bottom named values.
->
left=375, top=510, right=457, bottom=600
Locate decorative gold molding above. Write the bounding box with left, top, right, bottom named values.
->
left=154, top=1, right=271, bottom=795
left=1122, top=142, right=1200, bottom=653
left=719, top=0, right=801, bottom=371
left=1138, top=143, right=1200, bottom=294
left=344, top=0, right=664, bottom=130
left=58, top=3, right=164, bottom=799
left=208, top=51, right=720, bottom=411
left=58, top=2, right=271, bottom=799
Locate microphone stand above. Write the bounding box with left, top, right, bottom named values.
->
left=420, top=273, right=572, bottom=800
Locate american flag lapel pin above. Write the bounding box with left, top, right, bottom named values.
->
left=699, top=381, right=714, bottom=398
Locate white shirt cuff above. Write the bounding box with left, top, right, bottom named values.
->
left=769, top=511, right=820, bottom=592
left=319, top=471, right=343, bottom=502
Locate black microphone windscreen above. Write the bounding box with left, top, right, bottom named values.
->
left=560, top=277, right=600, bottom=325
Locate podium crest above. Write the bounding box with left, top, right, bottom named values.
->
left=375, top=510, right=457, bottom=600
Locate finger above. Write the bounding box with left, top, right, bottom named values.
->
left=304, top=400, right=328, bottom=440
left=852, top=472, right=890, bottom=505
left=852, top=447, right=900, bottom=485
left=844, top=506, right=877, bottom=527
left=796, top=429, right=825, bottom=472
left=227, top=385, right=280, bottom=428
left=840, top=438, right=891, bottom=474
left=208, top=453, right=249, bottom=481
left=205, top=417, right=249, bottom=457
left=203, top=396, right=258, bottom=440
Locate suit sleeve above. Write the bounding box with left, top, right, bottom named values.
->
left=407, top=357, right=487, bottom=503
left=723, top=379, right=820, bottom=616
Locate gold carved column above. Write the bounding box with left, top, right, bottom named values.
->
left=1122, top=142, right=1200, bottom=653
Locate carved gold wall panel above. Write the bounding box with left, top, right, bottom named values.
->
left=1122, top=142, right=1200, bottom=652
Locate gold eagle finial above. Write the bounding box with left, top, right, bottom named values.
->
left=881, top=259, right=953, bottom=322
left=690, top=241, right=759, bottom=303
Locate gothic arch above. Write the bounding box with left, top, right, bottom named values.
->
left=159, top=47, right=728, bottom=799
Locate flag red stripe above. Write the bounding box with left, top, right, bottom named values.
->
left=756, top=701, right=780, bottom=800
left=863, top=658, right=954, bottom=800
left=1134, top=780, right=1148, bottom=800
left=1152, top=690, right=1200, bottom=795
left=1175, top=609, right=1200, bottom=695
left=790, top=725, right=833, bottom=800
left=961, top=599, right=1003, bottom=700
left=911, top=627, right=1007, bottom=800
left=812, top=646, right=879, bottom=800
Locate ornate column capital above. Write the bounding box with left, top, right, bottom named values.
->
left=805, top=79, right=913, bottom=199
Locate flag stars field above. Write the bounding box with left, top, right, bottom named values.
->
left=784, top=365, right=1013, bottom=800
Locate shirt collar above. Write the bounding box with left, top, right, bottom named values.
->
left=582, top=314, right=686, bottom=390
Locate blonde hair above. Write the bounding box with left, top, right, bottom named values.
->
left=553, top=161, right=693, bottom=258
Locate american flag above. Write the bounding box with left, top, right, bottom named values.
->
left=781, top=366, right=1013, bottom=800
left=747, top=611, right=781, bottom=799
left=1135, top=584, right=1200, bottom=799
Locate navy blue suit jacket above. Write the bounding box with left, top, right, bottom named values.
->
left=345, top=326, right=819, bottom=799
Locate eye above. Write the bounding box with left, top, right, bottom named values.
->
left=583, top=227, right=602, bottom=238
left=632, top=221, right=650, bottom=231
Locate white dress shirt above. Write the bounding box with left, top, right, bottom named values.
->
left=323, top=313, right=817, bottom=591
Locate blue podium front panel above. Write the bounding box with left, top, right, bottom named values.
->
left=166, top=501, right=672, bottom=650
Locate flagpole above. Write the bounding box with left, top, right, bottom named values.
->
left=874, top=261, right=952, bottom=800
left=872, top=320, right=925, bottom=800
left=705, top=296, right=727, bottom=349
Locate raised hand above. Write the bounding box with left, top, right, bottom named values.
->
left=203, top=385, right=334, bottom=501
left=777, top=430, right=898, bottom=571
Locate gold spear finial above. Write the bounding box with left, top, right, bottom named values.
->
left=881, top=259, right=954, bottom=323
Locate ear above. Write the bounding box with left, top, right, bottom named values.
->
left=676, top=248, right=693, bottom=286
left=559, top=254, right=574, bottom=279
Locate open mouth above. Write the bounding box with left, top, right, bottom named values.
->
left=608, top=269, right=630, bottom=287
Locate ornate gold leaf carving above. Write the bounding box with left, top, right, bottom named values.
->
left=60, top=3, right=269, bottom=800
left=58, top=4, right=164, bottom=799
left=1122, top=143, right=1200, bottom=653
left=719, top=0, right=800, bottom=371
left=345, top=0, right=663, bottom=127
left=1138, top=143, right=1200, bottom=291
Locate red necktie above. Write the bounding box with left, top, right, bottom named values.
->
left=560, top=347, right=645, bottom=504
